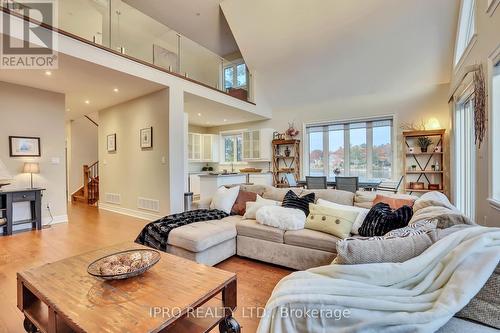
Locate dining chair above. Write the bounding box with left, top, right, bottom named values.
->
left=377, top=176, right=404, bottom=194
left=305, top=176, right=327, bottom=189
left=335, top=177, right=359, bottom=193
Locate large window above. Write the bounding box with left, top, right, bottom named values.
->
left=222, top=133, right=243, bottom=163
left=491, top=63, right=500, bottom=204
left=454, top=0, right=476, bottom=65
left=454, top=92, right=476, bottom=219
left=224, top=63, right=247, bottom=90
left=306, top=118, right=393, bottom=179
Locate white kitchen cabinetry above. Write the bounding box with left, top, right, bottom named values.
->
left=242, top=128, right=274, bottom=161
left=188, top=133, right=218, bottom=162
left=188, top=133, right=202, bottom=161
left=248, top=173, right=273, bottom=186
left=202, top=134, right=218, bottom=162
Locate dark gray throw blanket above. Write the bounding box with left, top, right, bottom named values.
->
left=135, top=209, right=228, bottom=251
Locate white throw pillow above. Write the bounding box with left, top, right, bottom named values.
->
left=317, top=198, right=369, bottom=235
left=209, top=186, right=240, bottom=214
left=256, top=206, right=306, bottom=230
left=256, top=195, right=282, bottom=206
left=243, top=199, right=280, bottom=219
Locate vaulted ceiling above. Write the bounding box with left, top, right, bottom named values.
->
left=220, top=0, right=460, bottom=109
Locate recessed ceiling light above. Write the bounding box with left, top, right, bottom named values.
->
left=45, top=70, right=52, bottom=76
left=197, top=113, right=202, bottom=117
left=113, top=88, right=119, bottom=92
left=223, top=119, right=227, bottom=122
left=66, top=108, right=71, bottom=112
left=85, top=100, right=90, bottom=104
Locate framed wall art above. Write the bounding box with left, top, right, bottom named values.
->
left=9, top=136, right=41, bottom=157
left=140, top=127, right=153, bottom=149
left=107, top=134, right=116, bottom=152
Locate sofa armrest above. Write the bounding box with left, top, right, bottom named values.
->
left=192, top=197, right=212, bottom=210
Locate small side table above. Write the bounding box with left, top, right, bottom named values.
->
left=0, top=188, right=45, bottom=236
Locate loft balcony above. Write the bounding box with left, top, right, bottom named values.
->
left=0, top=0, right=253, bottom=104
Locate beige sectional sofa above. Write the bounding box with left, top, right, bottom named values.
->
left=166, top=185, right=367, bottom=269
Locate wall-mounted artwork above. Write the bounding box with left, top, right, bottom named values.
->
left=140, top=127, right=153, bottom=149
left=9, top=136, right=41, bottom=157
left=107, top=134, right=116, bottom=152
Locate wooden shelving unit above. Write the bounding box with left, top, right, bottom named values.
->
left=403, top=129, right=446, bottom=195
left=272, top=139, right=300, bottom=187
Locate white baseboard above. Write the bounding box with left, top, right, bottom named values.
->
left=43, top=214, right=68, bottom=225
left=98, top=202, right=162, bottom=221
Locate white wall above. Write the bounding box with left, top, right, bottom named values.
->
left=450, top=0, right=500, bottom=227
left=66, top=114, right=99, bottom=198
left=0, top=81, right=67, bottom=225
left=98, top=89, right=170, bottom=219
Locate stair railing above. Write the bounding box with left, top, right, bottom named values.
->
left=83, top=161, right=99, bottom=204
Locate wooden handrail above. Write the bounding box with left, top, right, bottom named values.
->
left=83, top=161, right=99, bottom=205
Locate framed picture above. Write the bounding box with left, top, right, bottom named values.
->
left=140, top=127, right=153, bottom=149
left=9, top=136, right=41, bottom=157
left=107, top=134, right=116, bottom=152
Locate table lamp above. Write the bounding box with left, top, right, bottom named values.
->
left=23, top=162, right=40, bottom=189
left=0, top=158, right=13, bottom=190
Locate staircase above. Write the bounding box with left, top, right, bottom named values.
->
left=72, top=162, right=99, bottom=205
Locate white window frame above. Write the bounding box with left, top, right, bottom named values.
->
left=223, top=61, right=248, bottom=90
left=219, top=130, right=246, bottom=165
left=452, top=85, right=476, bottom=219
left=303, top=116, right=395, bottom=180
left=454, top=0, right=477, bottom=69
left=488, top=45, right=500, bottom=210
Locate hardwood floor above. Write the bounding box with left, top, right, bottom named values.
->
left=0, top=203, right=292, bottom=333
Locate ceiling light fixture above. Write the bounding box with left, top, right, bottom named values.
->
left=223, top=119, right=227, bottom=122
left=197, top=113, right=202, bottom=117
left=85, top=100, right=90, bottom=104
left=113, top=88, right=119, bottom=92
left=45, top=70, right=52, bottom=76
left=66, top=108, right=71, bottom=112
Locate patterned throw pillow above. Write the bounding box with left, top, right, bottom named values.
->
left=282, top=190, right=315, bottom=215
left=358, top=202, right=413, bottom=237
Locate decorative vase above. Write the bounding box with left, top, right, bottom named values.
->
left=286, top=122, right=299, bottom=139
left=421, top=147, right=428, bottom=153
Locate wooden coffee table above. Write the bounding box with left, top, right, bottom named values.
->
left=17, top=242, right=240, bottom=333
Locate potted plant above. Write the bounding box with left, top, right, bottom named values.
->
left=417, top=136, right=433, bottom=153
left=411, top=165, right=417, bottom=171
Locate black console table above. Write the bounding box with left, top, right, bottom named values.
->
left=0, top=188, right=44, bottom=236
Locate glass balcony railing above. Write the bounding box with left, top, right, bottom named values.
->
left=2, top=0, right=251, bottom=102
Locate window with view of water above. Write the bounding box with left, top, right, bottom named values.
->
left=306, top=118, right=393, bottom=179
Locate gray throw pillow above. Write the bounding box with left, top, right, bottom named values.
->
left=334, top=230, right=437, bottom=265
left=456, top=263, right=500, bottom=329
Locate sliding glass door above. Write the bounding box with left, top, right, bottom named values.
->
left=453, top=93, right=476, bottom=219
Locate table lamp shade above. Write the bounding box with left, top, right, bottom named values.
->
left=23, top=162, right=40, bottom=174
left=0, top=158, right=13, bottom=184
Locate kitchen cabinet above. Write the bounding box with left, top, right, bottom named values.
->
left=242, top=128, right=274, bottom=161
left=202, top=134, right=218, bottom=162
left=188, top=133, right=218, bottom=162
left=199, top=174, right=247, bottom=200
left=188, top=133, right=202, bottom=161
left=248, top=173, right=273, bottom=186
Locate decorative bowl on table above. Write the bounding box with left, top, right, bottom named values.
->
left=87, top=249, right=161, bottom=280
